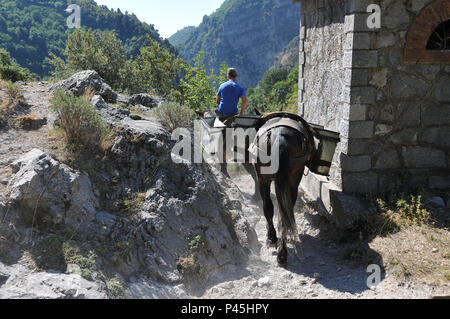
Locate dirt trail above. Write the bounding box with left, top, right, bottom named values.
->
left=200, top=172, right=448, bottom=299
left=0, top=82, right=54, bottom=199
left=1, top=82, right=448, bottom=299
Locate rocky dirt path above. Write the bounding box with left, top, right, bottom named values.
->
left=0, top=80, right=448, bottom=299
left=200, top=172, right=448, bottom=299
left=0, top=82, right=54, bottom=200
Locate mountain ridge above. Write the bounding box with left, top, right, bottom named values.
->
left=170, top=0, right=301, bottom=87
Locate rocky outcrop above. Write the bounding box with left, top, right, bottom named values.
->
left=91, top=95, right=131, bottom=124
left=7, top=149, right=97, bottom=228
left=128, top=94, right=158, bottom=108
left=81, top=114, right=260, bottom=287
left=1, top=82, right=260, bottom=298
left=52, top=70, right=117, bottom=103
left=90, top=95, right=109, bottom=109
left=0, top=265, right=106, bottom=299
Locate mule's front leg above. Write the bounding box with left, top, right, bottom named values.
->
left=259, top=177, right=277, bottom=246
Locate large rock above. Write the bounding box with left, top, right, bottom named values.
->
left=91, top=119, right=260, bottom=285
left=89, top=95, right=130, bottom=125
left=7, top=149, right=98, bottom=227
left=2, top=99, right=261, bottom=298
left=90, top=95, right=109, bottom=110
left=0, top=267, right=106, bottom=299
left=52, top=70, right=117, bottom=103
left=128, top=93, right=158, bottom=108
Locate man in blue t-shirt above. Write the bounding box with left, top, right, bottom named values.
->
left=216, top=68, right=247, bottom=118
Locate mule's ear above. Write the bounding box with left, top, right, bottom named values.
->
left=254, top=108, right=262, bottom=116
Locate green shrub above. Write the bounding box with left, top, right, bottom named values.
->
left=0, top=48, right=30, bottom=82
left=247, top=63, right=299, bottom=114
left=4, top=80, right=24, bottom=103
left=46, top=52, right=79, bottom=82
left=62, top=241, right=97, bottom=281
left=153, top=101, right=195, bottom=132
left=361, top=193, right=433, bottom=237
left=107, top=277, right=126, bottom=299
left=395, top=195, right=431, bottom=225
left=188, top=235, right=208, bottom=252
left=50, top=89, right=109, bottom=152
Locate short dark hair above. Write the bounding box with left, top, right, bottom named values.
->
left=227, top=68, right=238, bottom=78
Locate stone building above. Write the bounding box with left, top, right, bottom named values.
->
left=292, top=0, right=449, bottom=217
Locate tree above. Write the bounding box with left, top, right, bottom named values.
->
left=64, top=29, right=127, bottom=89
left=259, top=68, right=289, bottom=93
left=48, top=31, right=183, bottom=97
left=128, top=36, right=183, bottom=97
left=246, top=63, right=299, bottom=114
left=179, top=52, right=228, bottom=111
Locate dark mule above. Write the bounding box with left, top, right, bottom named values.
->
left=252, top=117, right=315, bottom=266
left=204, top=111, right=315, bottom=266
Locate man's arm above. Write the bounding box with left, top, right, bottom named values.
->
left=240, top=95, right=248, bottom=115
left=216, top=95, right=221, bottom=107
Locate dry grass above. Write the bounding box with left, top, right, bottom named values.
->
left=47, top=127, right=71, bottom=163
left=0, top=80, right=26, bottom=128
left=177, top=255, right=198, bottom=275
left=370, top=224, right=450, bottom=286
left=12, top=114, right=46, bottom=130
left=81, top=87, right=96, bottom=102
left=153, top=102, right=195, bottom=132
left=362, top=193, right=450, bottom=287
left=13, top=113, right=36, bottom=124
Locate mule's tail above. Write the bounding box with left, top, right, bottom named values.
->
left=274, top=133, right=298, bottom=240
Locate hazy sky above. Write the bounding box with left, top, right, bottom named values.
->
left=95, top=0, right=226, bottom=38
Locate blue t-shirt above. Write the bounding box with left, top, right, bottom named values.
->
left=217, top=80, right=246, bottom=116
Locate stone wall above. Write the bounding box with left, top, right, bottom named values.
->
left=299, top=0, right=353, bottom=188
left=299, top=0, right=450, bottom=194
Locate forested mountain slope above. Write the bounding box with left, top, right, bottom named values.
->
left=169, top=0, right=300, bottom=87
left=0, top=0, right=174, bottom=77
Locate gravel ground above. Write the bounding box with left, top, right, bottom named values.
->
left=199, top=173, right=449, bottom=299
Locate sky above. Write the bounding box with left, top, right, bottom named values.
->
left=95, top=0, right=226, bottom=38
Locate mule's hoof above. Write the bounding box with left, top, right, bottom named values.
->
left=266, top=237, right=278, bottom=247
left=277, top=248, right=287, bottom=266
left=277, top=256, right=287, bottom=267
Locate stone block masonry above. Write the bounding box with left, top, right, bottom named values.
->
left=298, top=0, right=450, bottom=196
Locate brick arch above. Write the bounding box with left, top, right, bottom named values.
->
left=404, top=0, right=450, bottom=64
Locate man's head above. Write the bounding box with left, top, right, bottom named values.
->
left=227, top=68, right=238, bottom=80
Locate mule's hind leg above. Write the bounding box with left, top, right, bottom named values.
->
left=277, top=230, right=288, bottom=266
left=259, top=176, right=277, bottom=246
left=278, top=169, right=304, bottom=266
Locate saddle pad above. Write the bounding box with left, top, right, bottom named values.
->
left=258, top=117, right=308, bottom=138
left=248, top=117, right=311, bottom=161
